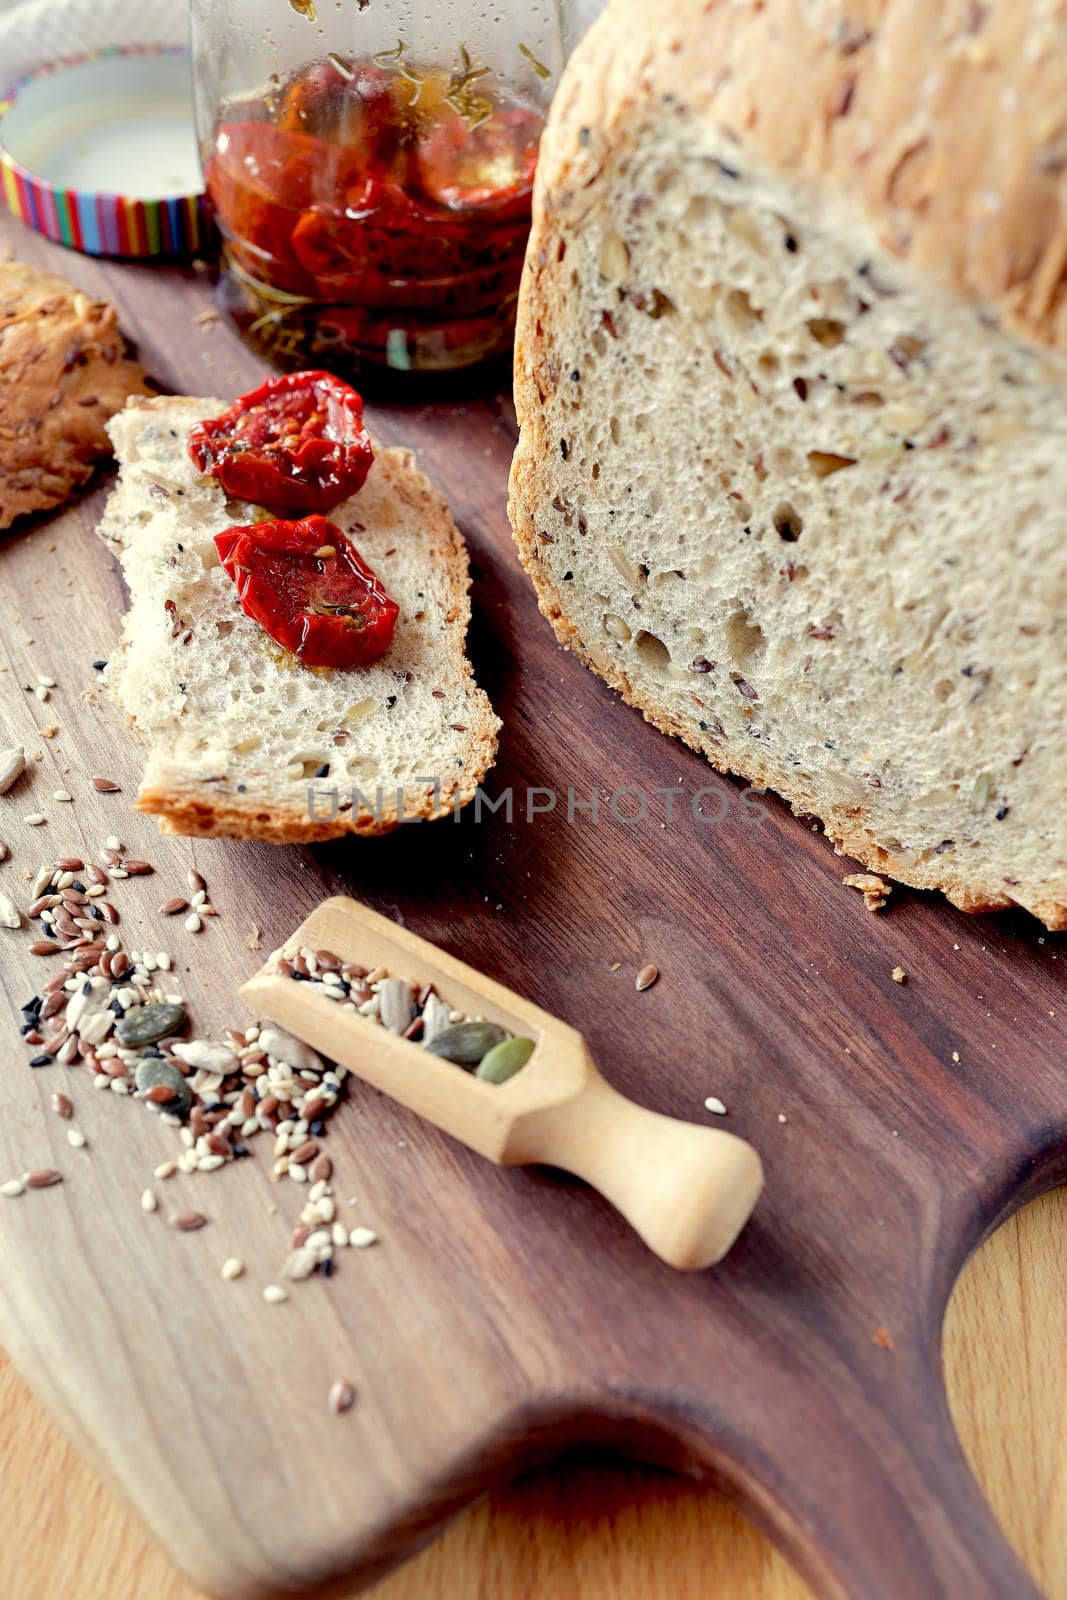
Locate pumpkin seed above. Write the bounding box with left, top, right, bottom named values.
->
left=117, top=1000, right=186, bottom=1047
left=424, top=1020, right=509, bottom=1067
left=135, top=1056, right=193, bottom=1117
left=475, top=1036, right=535, bottom=1084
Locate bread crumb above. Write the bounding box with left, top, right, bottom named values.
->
left=872, top=1326, right=895, bottom=1351
left=891, top=966, right=907, bottom=984
left=843, top=872, right=892, bottom=911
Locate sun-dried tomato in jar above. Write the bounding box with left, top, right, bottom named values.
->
left=196, top=30, right=559, bottom=376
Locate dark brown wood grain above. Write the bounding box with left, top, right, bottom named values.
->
left=0, top=215, right=1063, bottom=1600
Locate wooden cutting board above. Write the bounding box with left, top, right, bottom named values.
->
left=0, top=217, right=1063, bottom=1600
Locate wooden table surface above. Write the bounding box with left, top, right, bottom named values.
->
left=0, top=216, right=1064, bottom=1596
left=0, top=1187, right=1061, bottom=1599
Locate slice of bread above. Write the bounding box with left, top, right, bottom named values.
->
left=100, top=395, right=499, bottom=842
left=0, top=256, right=150, bottom=530
left=509, top=0, right=1067, bottom=930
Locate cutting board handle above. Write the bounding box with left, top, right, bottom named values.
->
left=512, top=1073, right=764, bottom=1271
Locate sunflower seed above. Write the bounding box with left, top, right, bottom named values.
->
left=0, top=752, right=24, bottom=796
left=378, top=977, right=414, bottom=1034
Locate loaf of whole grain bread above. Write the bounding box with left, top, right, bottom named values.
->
left=509, top=0, right=1067, bottom=929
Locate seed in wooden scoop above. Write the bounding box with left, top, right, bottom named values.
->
left=423, top=1020, right=509, bottom=1067
left=135, top=1057, right=192, bottom=1118
left=378, top=977, right=414, bottom=1035
left=474, top=1036, right=535, bottom=1084
left=117, top=1001, right=186, bottom=1047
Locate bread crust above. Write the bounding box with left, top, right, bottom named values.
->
left=509, top=0, right=1067, bottom=931
left=0, top=257, right=150, bottom=529
left=531, top=0, right=1067, bottom=352
left=103, top=398, right=499, bottom=843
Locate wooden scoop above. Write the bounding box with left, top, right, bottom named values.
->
left=240, top=897, right=764, bottom=1270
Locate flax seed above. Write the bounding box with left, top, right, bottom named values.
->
left=310, top=1153, right=332, bottom=1183
left=91, top=777, right=121, bottom=792
left=329, top=1380, right=356, bottom=1415
left=173, top=1210, right=208, bottom=1231
left=29, top=939, right=60, bottom=955
left=51, top=1091, right=73, bottom=1118
left=635, top=964, right=659, bottom=992
left=26, top=1169, right=62, bottom=1189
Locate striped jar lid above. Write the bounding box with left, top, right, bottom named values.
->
left=0, top=44, right=207, bottom=257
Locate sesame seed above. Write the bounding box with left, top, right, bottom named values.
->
left=704, top=1096, right=727, bottom=1116
left=221, top=1257, right=245, bottom=1280
left=348, top=1227, right=378, bottom=1249
left=53, top=791, right=73, bottom=803
left=263, top=1285, right=288, bottom=1304
left=141, top=1189, right=158, bottom=1213
left=1, top=1179, right=25, bottom=1198
left=66, top=1127, right=87, bottom=1148
left=24, top=814, right=47, bottom=827
left=185, top=913, right=202, bottom=934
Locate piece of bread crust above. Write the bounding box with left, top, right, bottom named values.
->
left=0, top=257, right=150, bottom=529
left=101, top=395, right=500, bottom=843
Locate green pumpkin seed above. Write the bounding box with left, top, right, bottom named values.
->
left=423, top=1020, right=509, bottom=1067
left=474, top=1036, right=535, bottom=1084
left=117, top=1001, right=186, bottom=1048
left=134, top=1056, right=192, bottom=1117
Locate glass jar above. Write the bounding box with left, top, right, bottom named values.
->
left=190, top=0, right=571, bottom=376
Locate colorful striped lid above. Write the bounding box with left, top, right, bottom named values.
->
left=0, top=45, right=207, bottom=258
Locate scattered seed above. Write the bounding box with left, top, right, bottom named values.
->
left=704, top=1096, right=727, bottom=1116
left=26, top=1169, right=62, bottom=1189
left=29, top=939, right=60, bottom=955
left=66, top=1127, right=87, bottom=1149
left=51, top=1092, right=73, bottom=1119
left=188, top=870, right=206, bottom=894
left=635, top=964, right=659, bottom=992
left=23, top=814, right=47, bottom=827
left=348, top=1227, right=378, bottom=1249
left=91, top=777, right=121, bottom=793
left=263, top=1285, right=288, bottom=1304
left=0, top=746, right=26, bottom=793
left=1, top=1179, right=25, bottom=1198
left=141, top=1188, right=158, bottom=1213
left=329, top=1380, right=356, bottom=1415
left=160, top=896, right=189, bottom=916
left=173, top=1211, right=208, bottom=1232
left=0, top=890, right=21, bottom=929
left=221, top=1258, right=245, bottom=1281
left=185, top=913, right=202, bottom=934
left=53, top=790, right=73, bottom=803
left=154, top=1160, right=178, bottom=1180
